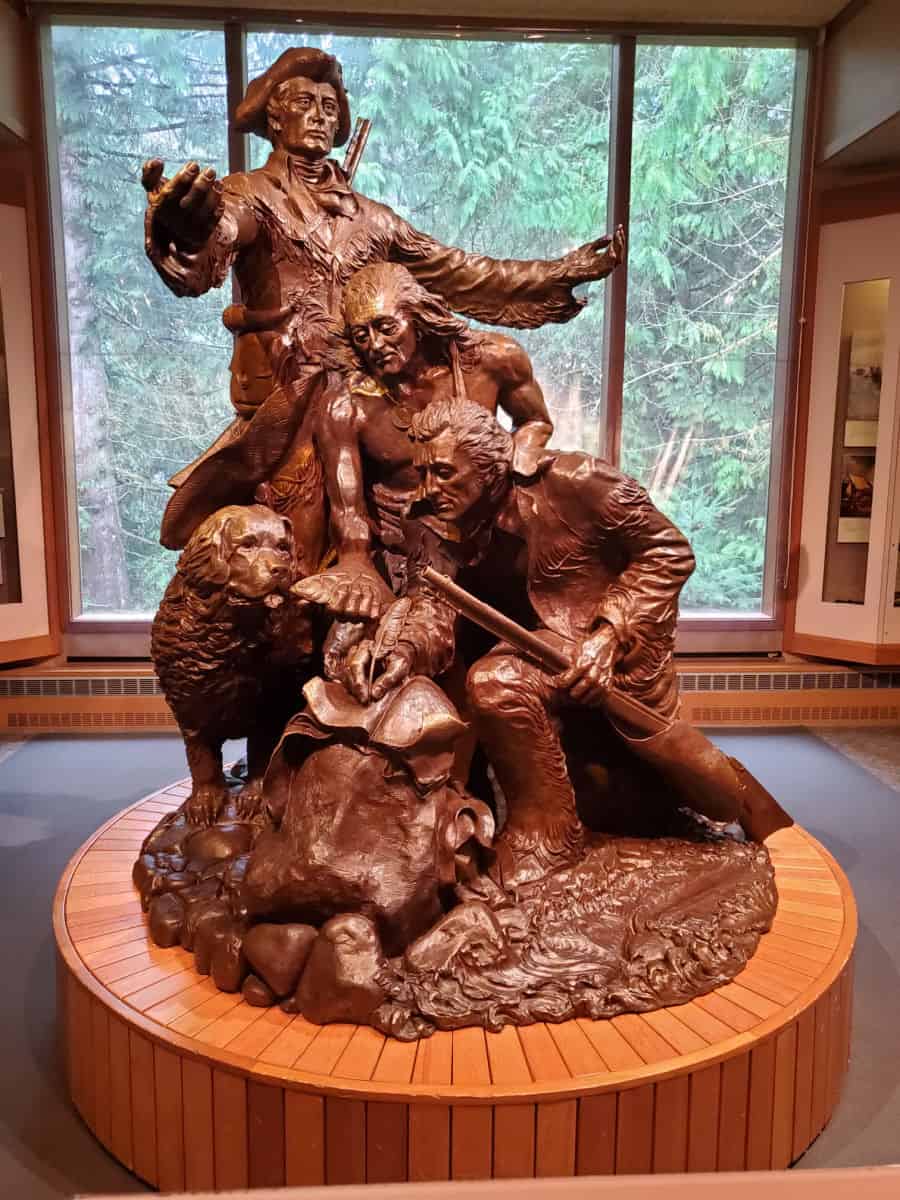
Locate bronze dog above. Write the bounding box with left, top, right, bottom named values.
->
left=151, top=504, right=314, bottom=825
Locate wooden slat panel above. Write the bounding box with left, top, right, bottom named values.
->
left=129, top=1032, right=158, bottom=1186
left=793, top=1007, right=816, bottom=1160
left=616, top=1084, right=654, bottom=1174
left=810, top=993, right=831, bottom=1137
left=228, top=1007, right=295, bottom=1061
left=213, top=1070, right=248, bottom=1190
left=771, top=1022, right=798, bottom=1167
left=409, top=1034, right=451, bottom=1182
left=367, top=1101, right=408, bottom=1184
left=577, top=1019, right=643, bottom=1070
left=91, top=1000, right=112, bottom=1150
left=652, top=1075, right=688, bottom=1173
left=674, top=1000, right=736, bottom=1045
left=717, top=981, right=781, bottom=1020
left=182, top=1058, right=215, bottom=1191
left=258, top=1015, right=319, bottom=1067
left=488, top=1028, right=535, bottom=1180
left=108, top=1014, right=134, bottom=1169
left=67, top=980, right=89, bottom=1124
left=296, top=1022, right=355, bottom=1074
left=548, top=1020, right=606, bottom=1076
left=195, top=1001, right=267, bottom=1050
left=536, top=1099, right=577, bottom=1178
left=687, top=1064, right=721, bottom=1172
left=285, top=1091, right=325, bottom=1187
left=826, top=977, right=845, bottom=1120
left=372, top=1035, right=417, bottom=1084
left=718, top=1055, right=750, bottom=1172
left=154, top=1045, right=185, bottom=1194
left=451, top=1028, right=492, bottom=1180
left=325, top=1097, right=365, bottom=1184
left=145, top=978, right=219, bottom=1025
left=169, top=992, right=244, bottom=1038
left=333, top=1025, right=385, bottom=1080
left=746, top=1037, right=776, bottom=1169
left=576, top=1092, right=616, bottom=1176
left=248, top=1081, right=285, bottom=1188
left=643, top=1009, right=708, bottom=1055
left=613, top=1015, right=678, bottom=1065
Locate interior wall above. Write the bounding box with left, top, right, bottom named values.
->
left=0, top=1, right=28, bottom=142
left=820, top=0, right=900, bottom=163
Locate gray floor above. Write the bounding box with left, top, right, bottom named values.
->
left=0, top=727, right=897, bottom=1196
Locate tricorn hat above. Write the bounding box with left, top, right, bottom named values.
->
left=234, top=47, right=352, bottom=146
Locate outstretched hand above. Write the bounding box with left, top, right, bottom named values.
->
left=559, top=224, right=626, bottom=286
left=142, top=158, right=224, bottom=250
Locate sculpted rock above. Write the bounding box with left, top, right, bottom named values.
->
left=211, top=926, right=248, bottom=993
left=243, top=676, right=494, bottom=957
left=186, top=822, right=254, bottom=870
left=243, top=923, right=317, bottom=998
left=294, top=915, right=387, bottom=1026
left=243, top=974, right=276, bottom=1008
left=148, top=892, right=186, bottom=948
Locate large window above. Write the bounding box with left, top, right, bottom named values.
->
left=42, top=22, right=804, bottom=631
left=47, top=25, right=231, bottom=615
left=623, top=44, right=798, bottom=615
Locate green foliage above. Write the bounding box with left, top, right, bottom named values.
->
left=623, top=44, right=796, bottom=611
left=53, top=27, right=796, bottom=615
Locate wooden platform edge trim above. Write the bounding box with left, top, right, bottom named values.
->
left=54, top=785, right=858, bottom=1106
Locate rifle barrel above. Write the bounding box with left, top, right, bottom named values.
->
left=420, top=566, right=669, bottom=737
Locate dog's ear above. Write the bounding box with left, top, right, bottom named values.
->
left=177, top=509, right=235, bottom=591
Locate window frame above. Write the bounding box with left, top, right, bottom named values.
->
left=34, top=9, right=817, bottom=656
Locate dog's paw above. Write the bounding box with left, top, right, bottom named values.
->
left=234, top=779, right=266, bottom=822
left=182, top=785, right=228, bottom=827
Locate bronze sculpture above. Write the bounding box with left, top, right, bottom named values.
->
left=139, top=46, right=790, bottom=1039
left=142, top=46, right=623, bottom=566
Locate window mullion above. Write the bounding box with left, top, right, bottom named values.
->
left=601, top=34, right=635, bottom=467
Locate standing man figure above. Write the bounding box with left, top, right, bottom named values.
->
left=141, top=46, right=624, bottom=558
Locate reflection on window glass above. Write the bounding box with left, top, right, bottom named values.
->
left=248, top=32, right=611, bottom=453
left=50, top=26, right=230, bottom=614
left=623, top=44, right=797, bottom=614
left=0, top=292, right=22, bottom=604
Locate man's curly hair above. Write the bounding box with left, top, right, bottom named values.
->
left=409, top=398, right=513, bottom=511
left=342, top=262, right=482, bottom=372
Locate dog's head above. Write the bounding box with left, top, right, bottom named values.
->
left=177, top=505, right=294, bottom=604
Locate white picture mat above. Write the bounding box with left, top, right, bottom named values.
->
left=0, top=204, right=49, bottom=643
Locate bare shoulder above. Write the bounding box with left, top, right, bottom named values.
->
left=479, top=332, right=533, bottom=384
left=323, top=380, right=365, bottom=432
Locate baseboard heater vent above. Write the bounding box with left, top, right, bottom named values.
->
left=0, top=677, right=163, bottom=698
left=7, top=710, right=176, bottom=729
left=679, top=669, right=899, bottom=692
left=689, top=703, right=900, bottom=725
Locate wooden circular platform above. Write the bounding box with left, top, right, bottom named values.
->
left=54, top=779, right=857, bottom=1191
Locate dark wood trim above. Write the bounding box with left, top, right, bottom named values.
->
left=768, top=39, right=820, bottom=633
left=28, top=6, right=817, bottom=41
left=817, top=174, right=900, bottom=224
left=824, top=0, right=873, bottom=38
left=0, top=167, right=27, bottom=206
left=600, top=35, right=634, bottom=467
left=28, top=15, right=75, bottom=636
left=224, top=20, right=247, bottom=175
left=783, top=31, right=827, bottom=646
